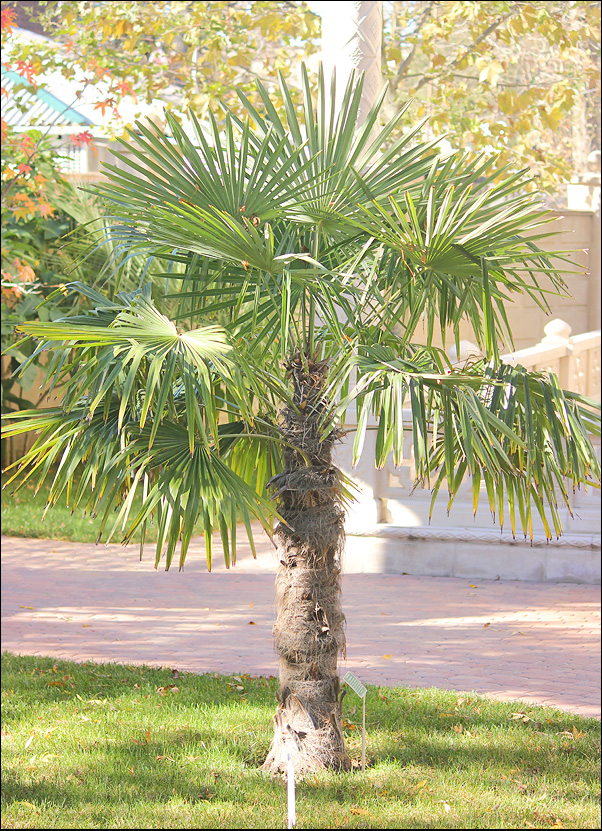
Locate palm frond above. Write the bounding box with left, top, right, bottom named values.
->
left=345, top=153, right=572, bottom=353
left=2, top=404, right=280, bottom=570
left=14, top=285, right=234, bottom=454
left=327, top=345, right=600, bottom=541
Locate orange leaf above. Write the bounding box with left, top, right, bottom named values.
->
left=11, top=206, right=32, bottom=220
left=350, top=808, right=369, bottom=816
left=381, top=654, right=392, bottom=660
left=93, top=98, right=115, bottom=116
left=1, top=7, right=17, bottom=33
left=248, top=621, right=256, bottom=625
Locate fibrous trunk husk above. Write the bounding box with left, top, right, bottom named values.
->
left=261, top=351, right=351, bottom=775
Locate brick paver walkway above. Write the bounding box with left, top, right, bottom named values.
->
left=2, top=533, right=600, bottom=719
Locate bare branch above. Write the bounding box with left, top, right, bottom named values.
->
left=411, top=3, right=527, bottom=94
left=390, top=1, right=436, bottom=92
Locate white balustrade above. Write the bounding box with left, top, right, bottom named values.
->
left=501, top=319, right=601, bottom=401
left=337, top=320, right=601, bottom=546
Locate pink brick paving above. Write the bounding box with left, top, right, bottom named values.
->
left=1, top=531, right=600, bottom=719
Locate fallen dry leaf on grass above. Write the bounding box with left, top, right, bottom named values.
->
left=156, top=685, right=180, bottom=695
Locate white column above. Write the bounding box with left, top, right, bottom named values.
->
left=318, top=3, right=384, bottom=529
left=320, top=1, right=383, bottom=126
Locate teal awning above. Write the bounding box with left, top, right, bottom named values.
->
left=2, top=66, right=93, bottom=129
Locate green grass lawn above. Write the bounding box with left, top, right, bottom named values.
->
left=2, top=470, right=107, bottom=543
left=1, top=470, right=200, bottom=544
left=1, top=652, right=600, bottom=829
left=2, top=471, right=600, bottom=828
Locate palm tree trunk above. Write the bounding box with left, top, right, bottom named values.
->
left=261, top=351, right=351, bottom=775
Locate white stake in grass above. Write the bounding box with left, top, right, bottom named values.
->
left=287, top=752, right=296, bottom=829
left=343, top=671, right=367, bottom=771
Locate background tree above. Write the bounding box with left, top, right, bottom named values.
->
left=4, top=1, right=600, bottom=199
left=3, top=67, right=600, bottom=774
left=1, top=4, right=97, bottom=441
left=382, top=0, right=601, bottom=198
left=1, top=3, right=187, bottom=457
left=2, top=0, right=320, bottom=131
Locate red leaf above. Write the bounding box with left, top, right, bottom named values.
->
left=70, top=131, right=93, bottom=147
left=15, top=60, right=36, bottom=85
left=114, top=80, right=133, bottom=96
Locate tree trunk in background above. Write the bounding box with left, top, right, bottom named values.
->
left=261, top=352, right=351, bottom=775
left=320, top=0, right=383, bottom=126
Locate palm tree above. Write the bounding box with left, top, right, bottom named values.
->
left=2, top=67, right=600, bottom=775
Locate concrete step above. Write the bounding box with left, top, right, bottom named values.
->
left=343, top=524, right=601, bottom=584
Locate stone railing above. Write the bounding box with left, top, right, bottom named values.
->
left=501, top=319, right=601, bottom=402
left=336, top=321, right=601, bottom=580
left=447, top=319, right=601, bottom=403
